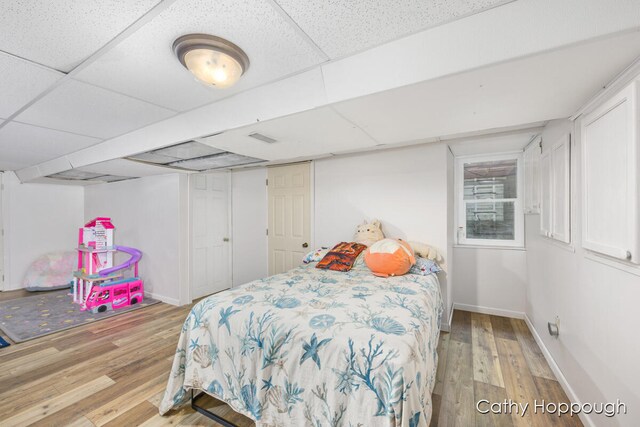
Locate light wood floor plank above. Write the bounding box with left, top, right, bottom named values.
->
left=451, top=310, right=472, bottom=343
left=102, top=400, right=159, bottom=427
left=532, top=377, right=583, bottom=427
left=510, top=319, right=556, bottom=380
left=472, top=313, right=505, bottom=388
left=474, top=381, right=514, bottom=427
left=438, top=339, right=475, bottom=426
left=495, top=337, right=547, bottom=427
left=2, top=376, right=114, bottom=427
left=490, top=315, right=518, bottom=341
left=433, top=331, right=450, bottom=395
left=86, top=372, right=169, bottom=426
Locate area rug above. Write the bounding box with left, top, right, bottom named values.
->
left=0, top=290, right=160, bottom=343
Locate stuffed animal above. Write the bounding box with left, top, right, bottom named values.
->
left=364, top=238, right=416, bottom=277
left=354, top=219, right=385, bottom=247
left=408, top=241, right=442, bottom=262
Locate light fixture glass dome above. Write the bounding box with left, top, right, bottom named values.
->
left=173, top=34, right=249, bottom=89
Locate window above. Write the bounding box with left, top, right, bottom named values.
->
left=456, top=153, right=524, bottom=247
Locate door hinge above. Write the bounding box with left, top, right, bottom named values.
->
left=266, top=229, right=269, bottom=236
left=265, top=178, right=268, bottom=186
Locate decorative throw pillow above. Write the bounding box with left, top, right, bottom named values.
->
left=316, top=242, right=368, bottom=272
left=409, top=257, right=442, bottom=276
left=302, top=247, right=330, bottom=264
left=364, top=239, right=416, bottom=277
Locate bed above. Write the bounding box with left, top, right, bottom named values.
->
left=159, top=261, right=443, bottom=426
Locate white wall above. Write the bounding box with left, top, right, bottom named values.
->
left=231, top=168, right=268, bottom=287
left=452, top=247, right=527, bottom=316
left=2, top=171, right=84, bottom=290
left=313, top=143, right=453, bottom=324
left=84, top=173, right=189, bottom=305
left=525, top=119, right=640, bottom=427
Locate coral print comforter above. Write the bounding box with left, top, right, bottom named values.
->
left=159, top=263, right=443, bottom=426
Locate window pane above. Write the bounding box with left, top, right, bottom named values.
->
left=464, top=159, right=517, bottom=200
left=466, top=201, right=515, bottom=240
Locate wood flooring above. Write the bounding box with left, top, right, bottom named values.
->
left=0, top=290, right=583, bottom=426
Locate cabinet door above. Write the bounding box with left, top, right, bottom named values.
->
left=581, top=82, right=639, bottom=263
left=551, top=135, right=571, bottom=243
left=524, top=145, right=536, bottom=213
left=539, top=150, right=552, bottom=238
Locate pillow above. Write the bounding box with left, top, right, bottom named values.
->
left=409, top=257, right=442, bottom=276
left=302, top=247, right=330, bottom=264
left=23, top=251, right=76, bottom=291
left=364, top=239, right=415, bottom=277
left=352, top=252, right=367, bottom=269
left=316, top=242, right=367, bottom=272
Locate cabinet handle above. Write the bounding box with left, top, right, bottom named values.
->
left=626, top=251, right=632, bottom=261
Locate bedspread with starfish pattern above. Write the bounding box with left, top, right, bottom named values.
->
left=160, top=262, right=443, bottom=426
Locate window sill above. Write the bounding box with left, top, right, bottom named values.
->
left=453, top=244, right=526, bottom=251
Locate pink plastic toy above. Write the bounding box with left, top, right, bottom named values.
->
left=72, top=217, right=144, bottom=313
left=84, top=278, right=144, bottom=314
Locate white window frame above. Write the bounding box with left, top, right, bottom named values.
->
left=455, top=152, right=525, bottom=248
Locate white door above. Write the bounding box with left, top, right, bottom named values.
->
left=268, top=163, right=311, bottom=275
left=190, top=172, right=231, bottom=299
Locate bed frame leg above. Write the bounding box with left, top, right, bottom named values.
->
left=191, top=389, right=240, bottom=427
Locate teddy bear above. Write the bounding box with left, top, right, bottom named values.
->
left=408, top=241, right=442, bottom=262
left=353, top=219, right=385, bottom=247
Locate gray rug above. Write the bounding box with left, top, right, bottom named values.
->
left=0, top=289, right=160, bottom=343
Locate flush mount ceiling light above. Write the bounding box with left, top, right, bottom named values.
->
left=173, top=34, right=249, bottom=88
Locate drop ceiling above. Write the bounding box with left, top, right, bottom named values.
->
left=0, top=0, right=639, bottom=181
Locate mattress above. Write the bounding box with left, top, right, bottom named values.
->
left=159, top=263, right=443, bottom=426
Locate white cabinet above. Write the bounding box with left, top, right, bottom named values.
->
left=539, top=149, right=552, bottom=237
left=581, top=81, right=639, bottom=264
left=539, top=135, right=571, bottom=243
left=524, top=138, right=541, bottom=214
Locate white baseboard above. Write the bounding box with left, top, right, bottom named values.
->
left=146, top=292, right=180, bottom=306
left=453, top=302, right=525, bottom=319
left=523, top=315, right=594, bottom=427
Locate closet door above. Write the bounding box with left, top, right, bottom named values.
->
left=551, top=135, right=571, bottom=243
left=581, top=81, right=639, bottom=263
left=539, top=150, right=552, bottom=238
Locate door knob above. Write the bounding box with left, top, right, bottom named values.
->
left=302, top=242, right=308, bottom=248
left=223, top=237, right=230, bottom=242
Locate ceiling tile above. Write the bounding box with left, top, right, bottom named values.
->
left=15, top=80, right=176, bottom=139
left=74, top=0, right=326, bottom=111
left=0, top=0, right=160, bottom=72
left=0, top=121, right=101, bottom=170
left=77, top=158, right=176, bottom=177
left=275, top=0, right=511, bottom=59
left=200, top=107, right=378, bottom=161
left=0, top=53, right=63, bottom=118
left=168, top=152, right=264, bottom=170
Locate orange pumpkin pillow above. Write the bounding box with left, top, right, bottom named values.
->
left=364, top=239, right=416, bottom=277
